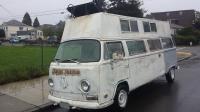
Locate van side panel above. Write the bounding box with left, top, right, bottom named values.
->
left=99, top=63, right=116, bottom=104
left=128, top=52, right=166, bottom=90
left=163, top=48, right=177, bottom=72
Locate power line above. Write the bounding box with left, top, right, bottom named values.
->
left=0, top=9, right=66, bottom=20
left=0, top=4, right=14, bottom=16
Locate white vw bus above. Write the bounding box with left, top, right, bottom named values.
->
left=48, top=13, right=177, bottom=110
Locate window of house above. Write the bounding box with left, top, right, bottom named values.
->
left=130, top=21, right=139, bottom=32
left=19, top=27, right=23, bottom=31
left=161, top=38, right=174, bottom=49
left=126, top=40, right=146, bottom=56
left=104, top=42, right=125, bottom=60
left=143, top=22, right=151, bottom=32
left=120, top=20, right=130, bottom=32
left=150, top=23, right=157, bottom=32
left=147, top=39, right=162, bottom=51
left=179, top=11, right=183, bottom=16
left=171, top=19, right=179, bottom=25
left=166, top=13, right=170, bottom=16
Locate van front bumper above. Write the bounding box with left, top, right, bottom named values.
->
left=48, top=95, right=113, bottom=109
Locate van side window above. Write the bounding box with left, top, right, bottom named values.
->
left=143, top=22, right=151, bottom=32
left=130, top=21, right=139, bottom=32
left=162, top=38, right=174, bottom=49
left=150, top=23, right=157, bottom=32
left=147, top=39, right=162, bottom=51
left=104, top=42, right=125, bottom=60
left=120, top=20, right=130, bottom=32
left=126, top=40, right=146, bottom=56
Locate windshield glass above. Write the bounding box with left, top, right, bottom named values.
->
left=55, top=39, right=101, bottom=63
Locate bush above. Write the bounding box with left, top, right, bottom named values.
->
left=175, top=27, right=200, bottom=46
left=175, top=35, right=199, bottom=46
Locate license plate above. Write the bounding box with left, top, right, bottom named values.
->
left=60, top=102, right=70, bottom=109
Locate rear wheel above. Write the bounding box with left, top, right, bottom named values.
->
left=166, top=68, right=175, bottom=83
left=113, top=85, right=128, bottom=112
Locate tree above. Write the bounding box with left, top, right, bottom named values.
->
left=102, top=0, right=144, bottom=17
left=33, top=17, right=40, bottom=27
left=22, top=12, right=32, bottom=26
left=55, top=21, right=65, bottom=41
left=0, top=29, right=5, bottom=38
left=193, top=19, right=200, bottom=30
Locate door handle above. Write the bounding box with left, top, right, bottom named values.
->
left=158, top=54, right=161, bottom=58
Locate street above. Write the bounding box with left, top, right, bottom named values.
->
left=41, top=46, right=200, bottom=112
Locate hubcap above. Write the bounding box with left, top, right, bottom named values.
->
left=171, top=69, right=175, bottom=79
left=118, top=90, right=128, bottom=108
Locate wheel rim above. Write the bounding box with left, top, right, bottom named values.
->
left=170, top=69, right=175, bottom=79
left=118, top=90, right=128, bottom=108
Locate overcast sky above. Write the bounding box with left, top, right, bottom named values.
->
left=0, top=0, right=200, bottom=25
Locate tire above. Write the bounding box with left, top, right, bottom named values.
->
left=113, top=85, right=129, bottom=112
left=166, top=68, right=175, bottom=84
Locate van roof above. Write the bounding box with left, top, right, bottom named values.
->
left=61, top=12, right=171, bottom=42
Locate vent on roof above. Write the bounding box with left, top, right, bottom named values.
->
left=67, top=1, right=104, bottom=17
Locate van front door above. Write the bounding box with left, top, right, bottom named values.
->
left=99, top=41, right=129, bottom=104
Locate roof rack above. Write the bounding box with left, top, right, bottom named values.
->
left=67, top=1, right=104, bottom=17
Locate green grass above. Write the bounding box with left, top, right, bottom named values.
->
left=0, top=46, right=57, bottom=85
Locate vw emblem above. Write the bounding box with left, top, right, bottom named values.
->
left=60, top=77, right=68, bottom=89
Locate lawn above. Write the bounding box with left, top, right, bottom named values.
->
left=0, top=46, right=57, bottom=85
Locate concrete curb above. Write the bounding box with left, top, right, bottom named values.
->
left=178, top=55, right=193, bottom=62
left=26, top=102, right=58, bottom=112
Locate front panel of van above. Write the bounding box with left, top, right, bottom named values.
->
left=49, top=63, right=100, bottom=102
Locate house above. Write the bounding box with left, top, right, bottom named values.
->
left=17, top=29, right=44, bottom=40
left=170, top=24, right=184, bottom=35
left=147, top=10, right=200, bottom=28
left=0, top=20, right=44, bottom=40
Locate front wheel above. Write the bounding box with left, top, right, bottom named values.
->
left=166, top=68, right=175, bottom=84
left=113, top=85, right=128, bottom=111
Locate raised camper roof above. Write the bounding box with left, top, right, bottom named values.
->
left=61, top=12, right=171, bottom=42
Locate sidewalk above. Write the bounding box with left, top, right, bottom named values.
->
left=0, top=76, right=50, bottom=112
left=0, top=93, right=38, bottom=112
left=176, top=47, right=193, bottom=61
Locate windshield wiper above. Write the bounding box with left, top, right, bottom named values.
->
left=61, top=59, right=80, bottom=64
left=54, top=58, right=61, bottom=62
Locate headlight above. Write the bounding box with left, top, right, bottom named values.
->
left=48, top=78, right=54, bottom=87
left=80, top=80, right=90, bottom=93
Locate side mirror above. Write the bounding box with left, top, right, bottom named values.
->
left=112, top=52, right=123, bottom=61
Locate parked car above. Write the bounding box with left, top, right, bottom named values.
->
left=9, top=37, right=20, bottom=43
left=47, top=36, right=58, bottom=44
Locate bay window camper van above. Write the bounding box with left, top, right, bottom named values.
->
left=48, top=12, right=177, bottom=110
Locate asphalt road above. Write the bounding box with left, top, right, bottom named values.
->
left=42, top=47, right=200, bottom=112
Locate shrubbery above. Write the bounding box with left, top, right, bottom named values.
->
left=175, top=27, right=200, bottom=46
left=175, top=35, right=199, bottom=46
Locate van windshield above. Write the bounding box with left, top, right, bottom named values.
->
left=55, top=39, right=101, bottom=63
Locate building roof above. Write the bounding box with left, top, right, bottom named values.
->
left=151, top=9, right=195, bottom=14
left=2, top=20, right=28, bottom=26
left=170, top=24, right=184, bottom=29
